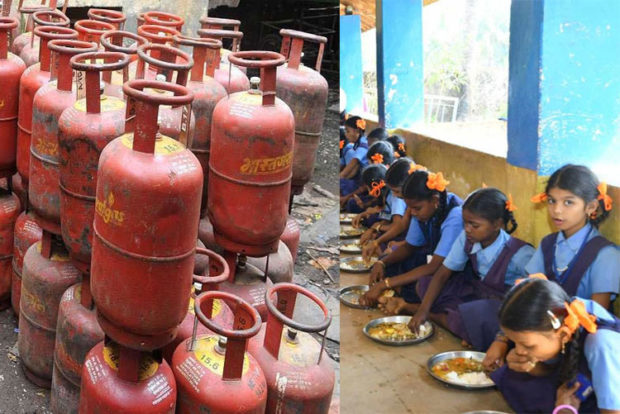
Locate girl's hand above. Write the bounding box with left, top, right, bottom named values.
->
left=555, top=381, right=581, bottom=413
left=353, top=194, right=364, bottom=208
left=360, top=229, right=376, bottom=245
left=482, top=340, right=509, bottom=371
left=505, top=349, right=538, bottom=373
left=408, top=308, right=429, bottom=335
left=378, top=296, right=406, bottom=315
left=352, top=213, right=365, bottom=228
left=359, top=282, right=385, bottom=307
left=369, top=262, right=385, bottom=285
left=362, top=242, right=381, bottom=262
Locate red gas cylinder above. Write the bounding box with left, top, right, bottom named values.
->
left=248, top=283, right=334, bottom=414
left=136, top=12, right=146, bottom=28
left=100, top=30, right=148, bottom=98
left=247, top=241, right=294, bottom=284
left=162, top=248, right=232, bottom=364
left=0, top=17, right=26, bottom=181
left=208, top=51, right=294, bottom=256
left=173, top=35, right=227, bottom=214
left=135, top=43, right=195, bottom=146
left=198, top=214, right=221, bottom=253
left=11, top=5, right=50, bottom=56
left=73, top=19, right=114, bottom=46
left=58, top=51, right=129, bottom=274
left=0, top=188, right=20, bottom=310
left=28, top=39, right=98, bottom=235
left=11, top=173, right=27, bottom=209
left=19, top=9, right=70, bottom=67
left=91, top=79, right=202, bottom=351
left=198, top=17, right=245, bottom=73
left=16, top=25, right=78, bottom=185
left=277, top=30, right=329, bottom=196
left=11, top=211, right=42, bottom=316
left=173, top=291, right=267, bottom=413
left=197, top=28, right=249, bottom=93
left=87, top=8, right=127, bottom=30
left=50, top=274, right=104, bottom=414
left=79, top=341, right=177, bottom=413
left=17, top=231, right=81, bottom=387
left=281, top=215, right=301, bottom=262
left=143, top=11, right=184, bottom=32
left=129, top=24, right=180, bottom=79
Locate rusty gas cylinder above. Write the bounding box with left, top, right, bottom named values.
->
left=0, top=187, right=20, bottom=310
left=248, top=283, right=334, bottom=414
left=58, top=51, right=129, bottom=274
left=16, top=25, right=78, bottom=185
left=18, top=231, right=81, bottom=388
left=19, top=9, right=70, bottom=67
left=143, top=11, right=184, bottom=31
left=100, top=30, right=147, bottom=98
left=87, top=8, right=126, bottom=30
left=173, top=290, right=266, bottom=413
left=11, top=210, right=42, bottom=316
left=197, top=28, right=249, bottom=93
left=277, top=29, right=328, bottom=196
left=208, top=51, right=294, bottom=257
left=79, top=340, right=177, bottom=413
left=11, top=173, right=27, bottom=209
left=73, top=19, right=114, bottom=46
left=280, top=215, right=300, bottom=262
left=162, top=248, right=232, bottom=364
left=28, top=39, right=98, bottom=235
left=91, top=79, right=202, bottom=351
left=11, top=6, right=52, bottom=56
left=173, top=35, right=227, bottom=214
left=134, top=43, right=195, bottom=146
left=0, top=17, right=26, bottom=181
left=50, top=273, right=104, bottom=414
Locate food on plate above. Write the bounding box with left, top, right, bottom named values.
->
left=367, top=322, right=428, bottom=341
left=431, top=357, right=493, bottom=386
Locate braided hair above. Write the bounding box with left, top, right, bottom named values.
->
left=343, top=115, right=365, bottom=150
left=402, top=170, right=449, bottom=228
left=545, top=164, right=610, bottom=227
left=361, top=164, right=389, bottom=203
left=463, top=188, right=518, bottom=234
left=386, top=135, right=407, bottom=158
left=499, top=278, right=581, bottom=385
left=366, top=141, right=395, bottom=166
left=386, top=157, right=415, bottom=188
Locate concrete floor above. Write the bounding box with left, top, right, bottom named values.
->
left=339, top=259, right=513, bottom=414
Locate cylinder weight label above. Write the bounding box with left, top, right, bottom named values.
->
left=194, top=336, right=250, bottom=376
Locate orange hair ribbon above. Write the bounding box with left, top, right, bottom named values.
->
left=505, top=194, right=517, bottom=212
left=370, top=153, right=384, bottom=164
left=530, top=192, right=548, bottom=203
left=369, top=180, right=386, bottom=198
left=339, top=140, right=344, bottom=150
left=398, top=142, right=406, bottom=152
left=426, top=172, right=450, bottom=192
left=515, top=272, right=548, bottom=286
left=356, top=119, right=366, bottom=130
left=563, top=299, right=597, bottom=334
left=408, top=163, right=426, bottom=174
left=597, top=182, right=613, bottom=211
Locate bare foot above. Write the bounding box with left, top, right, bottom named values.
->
left=377, top=296, right=406, bottom=315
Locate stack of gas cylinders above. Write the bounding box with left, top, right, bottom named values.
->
left=0, top=2, right=334, bottom=413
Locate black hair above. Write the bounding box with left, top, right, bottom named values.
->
left=499, top=278, right=581, bottom=385
left=361, top=164, right=388, bottom=201
left=463, top=188, right=518, bottom=234
left=386, top=135, right=407, bottom=158
left=545, top=164, right=610, bottom=227
left=366, top=141, right=395, bottom=166
left=340, top=110, right=347, bottom=126
left=367, top=127, right=389, bottom=145
left=386, top=157, right=415, bottom=188
left=402, top=170, right=449, bottom=228
left=343, top=115, right=365, bottom=150
left=339, top=126, right=346, bottom=158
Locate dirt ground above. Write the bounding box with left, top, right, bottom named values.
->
left=0, top=89, right=340, bottom=413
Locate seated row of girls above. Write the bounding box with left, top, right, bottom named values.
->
left=361, top=164, right=619, bottom=354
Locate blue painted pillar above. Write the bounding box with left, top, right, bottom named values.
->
left=340, top=15, right=364, bottom=114
left=508, top=0, right=620, bottom=177
left=376, top=0, right=424, bottom=128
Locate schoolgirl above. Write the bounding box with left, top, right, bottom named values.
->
left=339, top=115, right=368, bottom=196
left=386, top=134, right=407, bottom=158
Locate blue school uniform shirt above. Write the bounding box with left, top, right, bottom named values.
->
left=340, top=142, right=353, bottom=167
left=580, top=298, right=620, bottom=410
left=443, top=229, right=535, bottom=286
left=378, top=191, right=407, bottom=221
left=405, top=192, right=463, bottom=258
left=524, top=224, right=620, bottom=299
left=353, top=136, right=369, bottom=168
